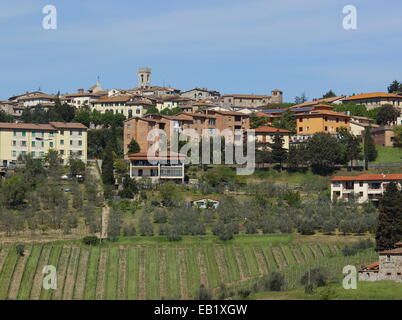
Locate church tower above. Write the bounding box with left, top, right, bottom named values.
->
left=138, top=67, right=152, bottom=88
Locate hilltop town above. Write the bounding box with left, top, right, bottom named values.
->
left=1, top=68, right=402, bottom=300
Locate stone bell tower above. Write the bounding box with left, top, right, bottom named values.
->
left=138, top=67, right=152, bottom=88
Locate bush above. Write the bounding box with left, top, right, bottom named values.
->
left=238, top=288, right=252, bottom=299
left=16, top=244, right=25, bottom=256
left=300, top=267, right=329, bottom=289
left=197, top=284, right=213, bottom=300
left=82, top=235, right=100, bottom=246
left=263, top=272, right=285, bottom=291
left=342, top=246, right=358, bottom=256
left=123, top=223, right=136, bottom=236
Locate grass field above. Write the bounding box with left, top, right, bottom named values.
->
left=0, top=235, right=378, bottom=300
left=373, top=146, right=402, bottom=164
left=251, top=281, right=402, bottom=300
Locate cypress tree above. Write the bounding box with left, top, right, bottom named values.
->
left=376, top=182, right=402, bottom=250
left=363, top=127, right=377, bottom=170
left=271, top=131, right=287, bottom=170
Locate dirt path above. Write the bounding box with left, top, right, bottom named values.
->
left=53, top=247, right=71, bottom=300
left=73, top=248, right=90, bottom=300
left=138, top=248, right=146, bottom=300
left=95, top=248, right=108, bottom=300
left=253, top=247, right=268, bottom=275
left=178, top=248, right=189, bottom=300
left=30, top=246, right=52, bottom=300
left=62, top=248, right=81, bottom=300
left=197, top=249, right=209, bottom=288
left=0, top=246, right=10, bottom=275
left=158, top=248, right=167, bottom=299
left=117, top=248, right=128, bottom=300
left=101, top=206, right=110, bottom=239
left=7, top=247, right=32, bottom=300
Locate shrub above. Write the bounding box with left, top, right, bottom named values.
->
left=123, top=223, right=136, bottom=236
left=16, top=244, right=25, bottom=256
left=300, top=267, right=329, bottom=289
left=197, top=284, right=213, bottom=300
left=264, top=272, right=285, bottom=291
left=82, top=235, right=100, bottom=246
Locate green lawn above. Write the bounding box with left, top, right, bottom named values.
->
left=373, top=146, right=402, bottom=164
left=251, top=281, right=402, bottom=300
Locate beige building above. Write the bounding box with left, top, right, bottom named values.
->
left=330, top=174, right=402, bottom=204
left=250, top=126, right=291, bottom=150
left=180, top=88, right=220, bottom=101
left=371, top=126, right=396, bottom=147
left=0, top=122, right=88, bottom=167
left=342, top=92, right=402, bottom=112
left=222, top=90, right=283, bottom=108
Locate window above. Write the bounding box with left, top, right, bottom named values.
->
left=70, top=140, right=73, bottom=146
left=22, top=131, right=26, bottom=137
left=359, top=182, right=363, bottom=187
left=12, top=151, right=16, bottom=157
left=31, top=151, right=36, bottom=157
left=21, top=141, right=27, bottom=147
left=32, top=141, right=36, bottom=147
left=336, top=118, right=339, bottom=123
left=70, top=130, right=73, bottom=135
left=299, top=127, right=303, bottom=132
left=60, top=130, right=64, bottom=135
left=50, top=142, right=54, bottom=148
left=40, top=152, right=45, bottom=157
left=325, top=126, right=328, bottom=131
left=79, top=131, right=82, bottom=136
left=13, top=131, right=16, bottom=137
left=61, top=140, right=64, bottom=145
left=49, top=132, right=54, bottom=137
left=41, top=132, right=44, bottom=137
left=32, top=132, right=36, bottom=137
left=78, top=140, right=82, bottom=146
left=60, top=150, right=64, bottom=155
left=78, top=151, right=82, bottom=156
left=12, top=141, right=16, bottom=146
left=41, top=142, right=44, bottom=148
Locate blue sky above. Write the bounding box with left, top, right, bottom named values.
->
left=0, top=0, right=401, bottom=102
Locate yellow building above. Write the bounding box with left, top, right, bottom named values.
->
left=295, top=110, right=350, bottom=136
left=0, top=122, right=87, bottom=167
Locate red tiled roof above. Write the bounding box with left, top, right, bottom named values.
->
left=343, top=92, right=402, bottom=101
left=294, top=110, right=351, bottom=118
left=330, top=174, right=402, bottom=182
left=49, top=122, right=88, bottom=129
left=360, top=262, right=379, bottom=271
left=253, top=126, right=291, bottom=134
left=128, top=151, right=185, bottom=161
left=0, top=123, right=55, bottom=130
left=380, top=248, right=402, bottom=255
left=292, top=96, right=345, bottom=108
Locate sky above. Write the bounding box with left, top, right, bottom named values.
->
left=0, top=0, right=401, bottom=102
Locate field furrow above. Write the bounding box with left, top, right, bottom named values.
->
left=252, top=246, right=268, bottom=275
left=178, top=248, right=189, bottom=299
left=0, top=245, right=10, bottom=275
left=242, top=246, right=260, bottom=277
left=165, top=247, right=180, bottom=299
left=53, top=247, right=72, bottom=300
left=137, top=247, right=146, bottom=300
left=127, top=247, right=140, bottom=300
left=214, top=246, right=229, bottom=283
left=158, top=248, right=167, bottom=299
left=261, top=245, right=278, bottom=271
left=73, top=248, right=90, bottom=300
left=83, top=247, right=100, bottom=300
left=271, top=247, right=286, bottom=269
left=185, top=247, right=201, bottom=299
left=223, top=246, right=241, bottom=283
left=196, top=248, right=209, bottom=288
left=117, top=248, right=128, bottom=300
left=0, top=246, right=18, bottom=300
left=105, top=247, right=119, bottom=300
left=145, top=247, right=159, bottom=299
left=30, top=246, right=52, bottom=300
left=95, top=248, right=108, bottom=300
left=40, top=246, right=62, bottom=300
left=63, top=247, right=81, bottom=300
left=233, top=247, right=250, bottom=280
left=17, top=245, right=43, bottom=300
left=7, top=246, right=32, bottom=300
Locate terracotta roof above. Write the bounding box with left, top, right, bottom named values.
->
left=182, top=112, right=217, bottom=119
left=17, top=94, right=56, bottom=101
left=380, top=247, right=402, bottom=255
left=294, top=110, right=351, bottom=118
left=201, top=110, right=248, bottom=116
left=92, top=95, right=131, bottom=103
left=292, top=96, right=345, bottom=108
left=360, top=262, right=379, bottom=271
left=0, top=123, right=55, bottom=131
left=65, top=92, right=105, bottom=98
left=128, top=151, right=186, bottom=161
left=330, top=174, right=402, bottom=182
left=49, top=122, right=88, bottom=129
left=343, top=92, right=402, bottom=101
left=253, top=126, right=291, bottom=134
left=223, top=94, right=271, bottom=99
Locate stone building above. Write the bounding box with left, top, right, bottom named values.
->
left=359, top=243, right=402, bottom=282
left=222, top=90, right=283, bottom=108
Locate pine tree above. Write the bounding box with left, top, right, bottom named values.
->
left=363, top=127, right=378, bottom=170
left=127, top=139, right=140, bottom=154
left=101, top=139, right=115, bottom=185
left=376, top=182, right=402, bottom=250
left=271, top=132, right=288, bottom=170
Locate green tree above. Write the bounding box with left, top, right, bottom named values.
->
left=322, top=90, right=336, bottom=99
left=388, top=80, right=401, bottom=93
left=376, top=182, right=402, bottom=250
left=127, top=139, right=140, bottom=154
left=338, top=128, right=362, bottom=170
left=306, top=133, right=341, bottom=175
left=0, top=175, right=28, bottom=207
left=74, top=109, right=91, bottom=127
left=271, top=132, right=288, bottom=170
left=376, top=104, right=400, bottom=125
left=363, top=127, right=378, bottom=170
left=393, top=126, right=402, bottom=147
left=69, top=157, right=86, bottom=176
left=294, top=92, right=308, bottom=105
left=250, top=114, right=269, bottom=129
left=101, top=141, right=115, bottom=185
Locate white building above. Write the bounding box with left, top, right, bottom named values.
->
left=330, top=174, right=402, bottom=204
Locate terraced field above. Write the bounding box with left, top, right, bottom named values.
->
left=0, top=240, right=377, bottom=300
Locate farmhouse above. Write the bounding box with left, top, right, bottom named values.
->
left=330, top=174, right=402, bottom=204
left=359, top=243, right=402, bottom=282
